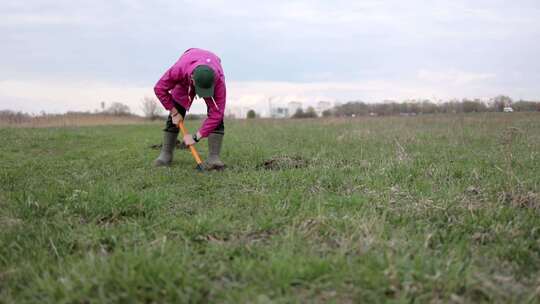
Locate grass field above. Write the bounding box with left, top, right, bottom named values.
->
left=1, top=113, right=539, bottom=303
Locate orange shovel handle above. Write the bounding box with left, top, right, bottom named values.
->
left=178, top=121, right=203, bottom=166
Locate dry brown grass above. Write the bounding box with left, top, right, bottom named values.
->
left=0, top=114, right=152, bottom=128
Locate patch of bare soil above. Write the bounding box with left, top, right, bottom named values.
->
left=193, top=229, right=278, bottom=246
left=96, top=204, right=147, bottom=226
left=260, top=155, right=309, bottom=170
left=150, top=140, right=187, bottom=150
left=500, top=191, right=539, bottom=210
left=0, top=216, right=22, bottom=229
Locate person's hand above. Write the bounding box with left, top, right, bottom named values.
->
left=183, top=134, right=196, bottom=146
left=170, top=108, right=183, bottom=125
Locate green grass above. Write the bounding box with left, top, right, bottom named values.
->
left=1, top=113, right=539, bottom=303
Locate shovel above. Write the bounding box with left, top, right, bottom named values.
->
left=177, top=120, right=204, bottom=171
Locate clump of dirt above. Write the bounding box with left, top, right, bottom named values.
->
left=242, top=229, right=277, bottom=244
left=329, top=159, right=370, bottom=169
left=465, top=186, right=481, bottom=196
left=500, top=191, right=539, bottom=210
left=150, top=140, right=186, bottom=150
left=260, top=155, right=309, bottom=170
left=96, top=204, right=147, bottom=226
left=471, top=232, right=497, bottom=245
left=193, top=229, right=278, bottom=245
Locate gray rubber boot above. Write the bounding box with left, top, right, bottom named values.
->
left=153, top=131, right=178, bottom=167
left=203, top=133, right=225, bottom=170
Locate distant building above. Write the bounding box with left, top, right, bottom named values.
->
left=288, top=102, right=302, bottom=117
left=316, top=101, right=332, bottom=116
left=225, top=106, right=243, bottom=119
left=225, top=107, right=251, bottom=119
left=270, top=107, right=289, bottom=119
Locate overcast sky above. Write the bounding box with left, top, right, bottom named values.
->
left=1, top=0, right=539, bottom=115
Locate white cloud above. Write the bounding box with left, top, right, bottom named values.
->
left=417, top=69, right=496, bottom=86
left=0, top=13, right=88, bottom=26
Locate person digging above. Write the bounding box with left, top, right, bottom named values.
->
left=153, top=48, right=226, bottom=170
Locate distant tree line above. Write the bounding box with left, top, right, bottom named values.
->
left=326, top=96, right=540, bottom=117
left=2, top=95, right=539, bottom=124
left=292, top=106, right=318, bottom=119
left=0, top=110, right=32, bottom=124
left=0, top=97, right=207, bottom=124
left=512, top=101, right=540, bottom=112
left=247, top=109, right=257, bottom=119
left=0, top=101, right=137, bottom=124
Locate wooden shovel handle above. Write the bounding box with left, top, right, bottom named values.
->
left=178, top=120, right=203, bottom=166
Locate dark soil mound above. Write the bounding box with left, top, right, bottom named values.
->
left=150, top=140, right=187, bottom=150
left=260, top=156, right=309, bottom=170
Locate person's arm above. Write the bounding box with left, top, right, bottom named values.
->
left=197, top=80, right=226, bottom=139
left=154, top=65, right=182, bottom=111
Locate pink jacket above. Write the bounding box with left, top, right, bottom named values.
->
left=154, top=48, right=226, bottom=138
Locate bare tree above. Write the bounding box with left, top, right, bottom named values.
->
left=0, top=110, right=31, bottom=124
left=490, top=95, right=513, bottom=112
left=141, top=96, right=163, bottom=120
left=106, top=102, right=131, bottom=116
